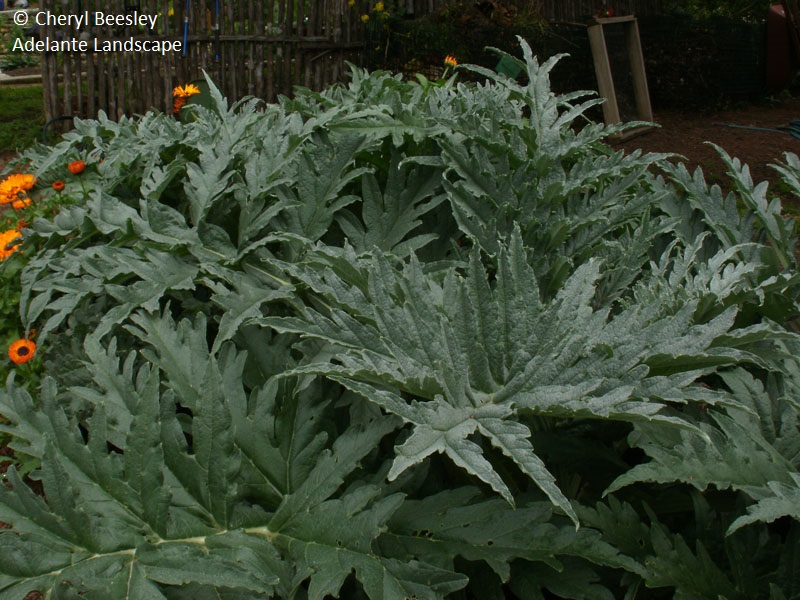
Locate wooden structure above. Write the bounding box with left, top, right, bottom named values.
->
left=587, top=15, right=653, bottom=137
left=40, top=0, right=364, bottom=121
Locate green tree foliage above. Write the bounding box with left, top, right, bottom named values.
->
left=1, top=38, right=799, bottom=598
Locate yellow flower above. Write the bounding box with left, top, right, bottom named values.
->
left=444, top=55, right=458, bottom=68
left=0, top=228, right=21, bottom=260
left=374, top=1, right=384, bottom=10
left=173, top=83, right=201, bottom=98
left=361, top=13, right=369, bottom=22
left=348, top=0, right=355, bottom=5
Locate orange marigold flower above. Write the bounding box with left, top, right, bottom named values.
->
left=52, top=180, right=65, bottom=192
left=0, top=173, right=36, bottom=192
left=0, top=228, right=21, bottom=260
left=11, top=196, right=31, bottom=210
left=0, top=173, right=36, bottom=204
left=444, top=55, right=458, bottom=68
left=8, top=338, right=36, bottom=365
left=68, top=160, right=86, bottom=175
left=173, top=83, right=201, bottom=98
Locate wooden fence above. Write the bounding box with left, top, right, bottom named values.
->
left=40, top=0, right=667, bottom=121
left=40, top=0, right=364, bottom=121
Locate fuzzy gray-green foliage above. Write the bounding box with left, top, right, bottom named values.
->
left=1, top=38, right=799, bottom=599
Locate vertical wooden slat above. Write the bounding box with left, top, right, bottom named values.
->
left=117, top=54, right=125, bottom=119
left=625, top=18, right=653, bottom=121
left=255, top=0, right=264, bottom=98
left=266, top=0, right=275, bottom=100
left=87, top=52, right=96, bottom=116
left=587, top=22, right=619, bottom=124
left=120, top=0, right=131, bottom=117
left=224, top=0, right=232, bottom=99
left=196, top=6, right=205, bottom=76
left=144, top=8, right=155, bottom=112
left=247, top=0, right=254, bottom=95
left=70, top=29, right=82, bottom=117
left=297, top=0, right=305, bottom=38
left=97, top=36, right=107, bottom=115
left=125, top=47, right=135, bottom=117
left=267, top=43, right=275, bottom=102
left=176, top=0, right=187, bottom=84
left=284, top=0, right=293, bottom=97
left=44, top=0, right=58, bottom=122
left=161, top=38, right=171, bottom=114
left=61, top=2, right=68, bottom=117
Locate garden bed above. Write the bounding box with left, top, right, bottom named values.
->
left=0, top=40, right=799, bottom=599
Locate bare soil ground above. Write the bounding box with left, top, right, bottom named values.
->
left=612, top=94, right=800, bottom=209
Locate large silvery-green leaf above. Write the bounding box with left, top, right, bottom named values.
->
left=729, top=474, right=800, bottom=534
left=265, top=232, right=768, bottom=526
left=607, top=365, right=800, bottom=536
left=0, top=312, right=466, bottom=599
left=578, top=496, right=757, bottom=599
left=379, top=487, right=644, bottom=585
left=605, top=416, right=797, bottom=499
left=272, top=133, right=370, bottom=242
left=20, top=243, right=199, bottom=346
left=336, top=151, right=445, bottom=257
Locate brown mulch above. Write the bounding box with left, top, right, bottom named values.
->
left=612, top=94, right=800, bottom=208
